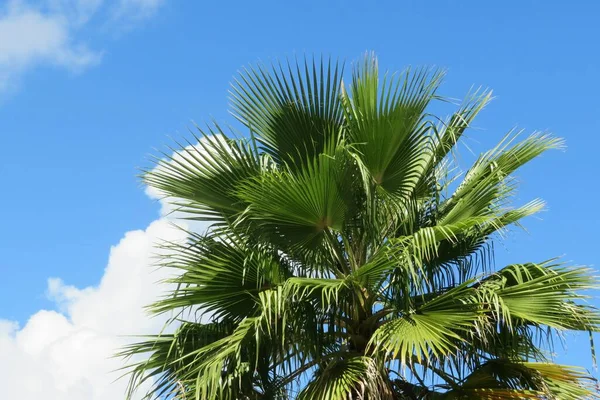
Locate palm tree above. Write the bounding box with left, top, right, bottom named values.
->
left=121, top=54, right=600, bottom=399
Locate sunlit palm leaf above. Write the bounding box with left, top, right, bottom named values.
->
left=231, top=57, right=344, bottom=167
left=150, top=234, right=290, bottom=322
left=341, top=55, right=444, bottom=199
left=298, top=357, right=392, bottom=400
left=476, top=260, right=600, bottom=330
left=144, top=129, right=261, bottom=224
left=452, top=360, right=599, bottom=399
left=369, top=281, right=478, bottom=366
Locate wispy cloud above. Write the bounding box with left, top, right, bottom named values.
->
left=114, top=0, right=164, bottom=20
left=0, top=0, right=164, bottom=94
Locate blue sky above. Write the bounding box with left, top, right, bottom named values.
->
left=1, top=0, right=599, bottom=398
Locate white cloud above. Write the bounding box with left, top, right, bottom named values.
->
left=0, top=138, right=221, bottom=399
left=0, top=2, right=99, bottom=92
left=0, top=0, right=164, bottom=94
left=0, top=218, right=194, bottom=399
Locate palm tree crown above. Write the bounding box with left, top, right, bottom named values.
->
left=122, top=54, right=600, bottom=399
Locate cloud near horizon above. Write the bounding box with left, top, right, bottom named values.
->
left=0, top=220, right=189, bottom=399
left=0, top=150, right=211, bottom=399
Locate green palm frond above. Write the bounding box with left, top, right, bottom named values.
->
left=119, top=321, right=237, bottom=399
left=298, top=357, right=393, bottom=400
left=430, top=88, right=493, bottom=168
left=440, top=132, right=563, bottom=225
left=341, top=55, right=444, bottom=199
left=353, top=215, right=497, bottom=296
left=144, top=129, right=262, bottom=224
left=368, top=281, right=478, bottom=366
left=123, top=53, right=600, bottom=400
left=150, top=233, right=290, bottom=321
left=231, top=57, right=344, bottom=167
left=452, top=360, right=599, bottom=399
left=414, top=88, right=493, bottom=200
left=476, top=260, right=600, bottom=330
left=237, top=147, right=353, bottom=260
left=284, top=277, right=352, bottom=308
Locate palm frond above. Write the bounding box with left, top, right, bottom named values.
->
left=230, top=57, right=344, bottom=167
left=453, top=360, right=599, bottom=399
left=342, top=53, right=444, bottom=200
left=150, top=234, right=289, bottom=322
left=368, top=281, right=478, bottom=367
left=476, top=260, right=600, bottom=331
left=237, top=147, right=354, bottom=272
left=124, top=54, right=599, bottom=400
left=416, top=87, right=493, bottom=199
left=144, top=129, right=261, bottom=224
left=440, top=132, right=563, bottom=225
left=298, top=357, right=392, bottom=400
